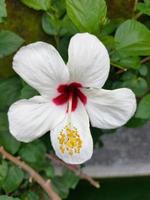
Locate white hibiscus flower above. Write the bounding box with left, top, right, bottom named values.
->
left=8, top=33, right=136, bottom=164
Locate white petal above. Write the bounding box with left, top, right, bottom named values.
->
left=67, top=33, right=110, bottom=88
left=8, top=96, right=66, bottom=142
left=13, top=42, right=69, bottom=97
left=85, top=88, right=136, bottom=129
left=50, top=101, right=93, bottom=164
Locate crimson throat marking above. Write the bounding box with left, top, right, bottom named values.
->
left=53, top=82, right=87, bottom=111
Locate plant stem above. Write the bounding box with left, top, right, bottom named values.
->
left=54, top=35, right=59, bottom=48
left=133, top=0, right=138, bottom=12
left=0, top=146, right=61, bottom=200
left=46, top=153, right=100, bottom=189
left=141, top=56, right=150, bottom=64
left=110, top=62, right=127, bottom=70
left=134, top=12, right=143, bottom=19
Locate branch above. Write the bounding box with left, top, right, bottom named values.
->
left=111, top=56, right=150, bottom=74
left=141, top=56, right=150, bottom=64
left=0, top=147, right=61, bottom=200
left=110, top=62, right=126, bottom=70
left=46, top=153, right=100, bottom=189
left=134, top=12, right=143, bottom=19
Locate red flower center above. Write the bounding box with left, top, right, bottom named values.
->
left=53, top=82, right=87, bottom=111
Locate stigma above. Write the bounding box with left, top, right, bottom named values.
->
left=53, top=82, right=87, bottom=111
left=57, top=123, right=83, bottom=156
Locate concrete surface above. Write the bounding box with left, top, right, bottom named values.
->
left=83, top=123, right=150, bottom=178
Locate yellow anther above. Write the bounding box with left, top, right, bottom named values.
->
left=57, top=124, right=83, bottom=156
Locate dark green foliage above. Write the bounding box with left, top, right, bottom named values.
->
left=0, top=196, right=21, bottom=200
left=2, top=166, right=24, bottom=193
left=68, top=177, right=150, bottom=200
left=0, top=31, right=24, bottom=58
left=0, top=113, right=21, bottom=154
left=0, top=161, right=8, bottom=186
left=20, top=82, right=38, bottom=99
left=19, top=140, right=47, bottom=171
left=0, top=77, right=22, bottom=111
left=0, top=0, right=150, bottom=199
left=136, top=94, right=150, bottom=119
left=52, top=170, right=79, bottom=198
left=21, top=191, right=39, bottom=200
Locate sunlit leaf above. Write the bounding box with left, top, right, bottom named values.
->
left=115, top=20, right=150, bottom=56
left=21, top=0, right=51, bottom=11
left=137, top=0, right=150, bottom=16
left=66, top=0, right=107, bottom=33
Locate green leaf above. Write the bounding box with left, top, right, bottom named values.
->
left=0, top=77, right=22, bottom=111
left=0, top=0, right=7, bottom=23
left=0, top=161, right=8, bottom=186
left=66, top=0, right=107, bottom=33
left=58, top=36, right=70, bottom=62
left=0, top=196, right=21, bottom=200
left=0, top=113, right=21, bottom=154
left=115, top=20, right=150, bottom=56
left=19, top=140, right=46, bottom=170
left=0, top=30, right=24, bottom=58
left=21, top=191, right=39, bottom=200
left=42, top=13, right=78, bottom=36
left=62, top=170, right=79, bottom=189
left=146, top=66, right=150, bottom=87
left=101, top=19, right=123, bottom=35
left=2, top=166, right=24, bottom=193
left=61, top=15, right=78, bottom=35
left=136, top=94, right=150, bottom=119
left=111, top=53, right=141, bottom=69
left=44, top=165, right=55, bottom=178
left=52, top=176, right=69, bottom=198
left=52, top=170, right=79, bottom=198
left=21, top=0, right=51, bottom=11
left=42, top=13, right=61, bottom=36
left=100, top=35, right=116, bottom=51
left=138, top=64, right=148, bottom=76
left=121, top=71, right=136, bottom=81
left=20, top=83, right=38, bottom=99
left=118, top=56, right=141, bottom=69
left=137, top=0, right=150, bottom=16
left=145, top=0, right=150, bottom=5
left=126, top=117, right=148, bottom=128
left=121, top=77, right=148, bottom=97
left=51, top=0, right=66, bottom=18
